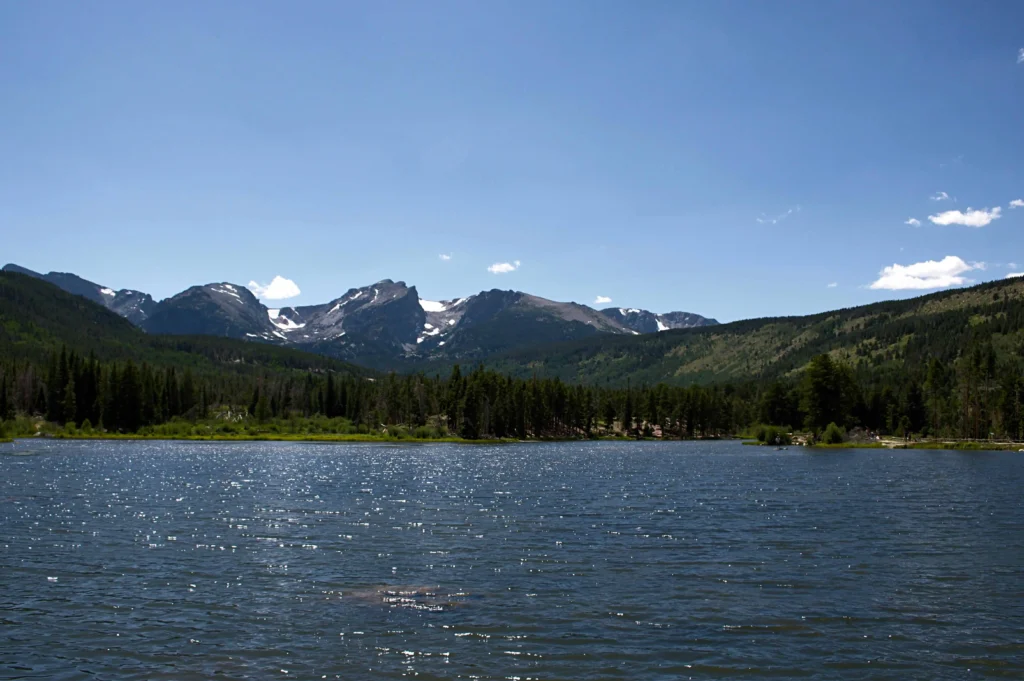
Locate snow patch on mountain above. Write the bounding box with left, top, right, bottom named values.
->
left=420, top=299, right=447, bottom=312
left=212, top=285, right=242, bottom=301
left=267, top=308, right=305, bottom=331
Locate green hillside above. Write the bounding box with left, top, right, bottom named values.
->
left=480, top=276, right=1024, bottom=386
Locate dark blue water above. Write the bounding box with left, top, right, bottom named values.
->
left=0, top=440, right=1021, bottom=680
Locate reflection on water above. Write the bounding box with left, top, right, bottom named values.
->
left=0, top=439, right=1021, bottom=680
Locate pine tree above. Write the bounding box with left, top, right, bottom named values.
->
left=324, top=373, right=336, bottom=418
left=460, top=378, right=483, bottom=440
left=45, top=351, right=62, bottom=422
left=249, top=384, right=261, bottom=418
left=622, top=386, right=633, bottom=436
left=0, top=374, right=12, bottom=421
left=119, top=361, right=142, bottom=432
left=255, top=392, right=270, bottom=423
left=62, top=374, right=77, bottom=426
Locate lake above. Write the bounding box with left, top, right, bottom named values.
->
left=0, top=440, right=1021, bottom=680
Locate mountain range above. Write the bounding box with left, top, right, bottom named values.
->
left=3, top=264, right=717, bottom=369
left=4, top=265, right=1023, bottom=392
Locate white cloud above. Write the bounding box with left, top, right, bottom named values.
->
left=756, top=205, right=801, bottom=225
left=904, top=217, right=921, bottom=226
left=869, top=255, right=979, bottom=290
left=827, top=282, right=838, bottom=288
left=487, top=260, right=521, bottom=274
left=1010, top=199, right=1024, bottom=209
left=1018, top=48, right=1024, bottom=64
left=928, top=206, right=1001, bottom=227
left=594, top=295, right=612, bottom=304
left=438, top=253, right=452, bottom=261
left=930, top=191, right=951, bottom=201
left=248, top=276, right=301, bottom=300
left=1006, top=272, right=1024, bottom=279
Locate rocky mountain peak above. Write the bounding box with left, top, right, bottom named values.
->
left=5, top=262, right=717, bottom=370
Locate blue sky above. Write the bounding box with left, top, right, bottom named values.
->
left=2, top=1, right=1022, bottom=322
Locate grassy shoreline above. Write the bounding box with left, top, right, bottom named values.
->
left=10, top=433, right=1018, bottom=451
left=743, top=440, right=1022, bottom=452
left=813, top=441, right=1024, bottom=451
left=7, top=432, right=512, bottom=445
left=3, top=433, right=734, bottom=446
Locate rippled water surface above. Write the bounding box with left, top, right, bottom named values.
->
left=1, top=440, right=1022, bottom=680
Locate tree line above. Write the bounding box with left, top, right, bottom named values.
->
left=2, top=341, right=1023, bottom=441
left=758, top=340, right=1024, bottom=440
left=0, top=347, right=746, bottom=439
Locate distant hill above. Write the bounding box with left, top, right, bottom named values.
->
left=478, top=277, right=1024, bottom=386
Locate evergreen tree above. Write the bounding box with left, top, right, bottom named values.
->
left=62, top=373, right=77, bottom=425
left=0, top=374, right=12, bottom=421
left=118, top=361, right=143, bottom=432
left=622, top=386, right=633, bottom=435
left=255, top=391, right=270, bottom=423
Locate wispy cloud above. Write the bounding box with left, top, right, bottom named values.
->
left=756, top=205, right=801, bottom=225
left=939, top=155, right=964, bottom=169
left=930, top=191, right=951, bottom=201
left=594, top=295, right=612, bottom=304
left=904, top=217, right=921, bottom=227
left=1018, top=48, right=1024, bottom=64
left=1010, top=199, right=1024, bottom=209
left=869, top=256, right=979, bottom=290
left=1007, top=272, right=1024, bottom=279
left=487, top=260, right=521, bottom=274
left=928, top=206, right=1001, bottom=228
left=248, top=276, right=301, bottom=300
left=438, top=253, right=452, bottom=261
left=827, top=282, right=838, bottom=288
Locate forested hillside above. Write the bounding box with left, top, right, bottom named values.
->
left=480, top=276, right=1024, bottom=386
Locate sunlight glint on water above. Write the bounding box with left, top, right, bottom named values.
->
left=0, top=439, right=1021, bottom=680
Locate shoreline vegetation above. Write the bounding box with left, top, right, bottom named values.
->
left=3, top=339, right=1024, bottom=453
left=743, top=436, right=1024, bottom=452
left=3, top=428, right=1020, bottom=451
left=745, top=441, right=1024, bottom=452
left=14, top=432, right=510, bottom=445
left=0, top=413, right=733, bottom=446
